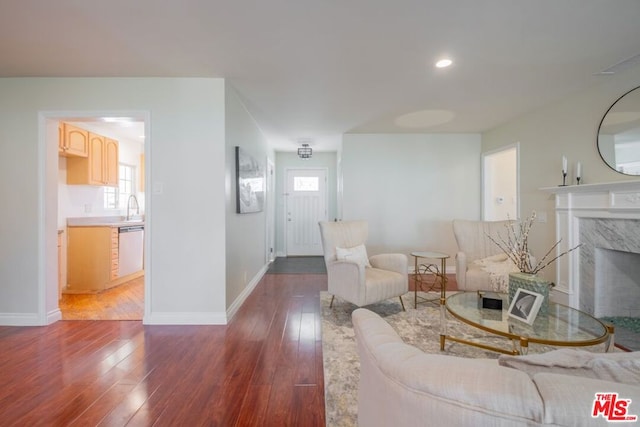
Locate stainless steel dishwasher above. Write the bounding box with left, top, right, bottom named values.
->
left=118, top=224, right=144, bottom=277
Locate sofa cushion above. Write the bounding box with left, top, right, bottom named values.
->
left=498, top=348, right=640, bottom=385
left=533, top=373, right=640, bottom=426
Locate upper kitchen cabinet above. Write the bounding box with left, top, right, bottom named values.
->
left=67, top=131, right=119, bottom=186
left=58, top=122, right=89, bottom=157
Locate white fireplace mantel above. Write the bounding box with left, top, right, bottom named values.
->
left=540, top=180, right=640, bottom=310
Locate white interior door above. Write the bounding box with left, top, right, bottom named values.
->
left=482, top=144, right=519, bottom=221
left=286, top=168, right=328, bottom=256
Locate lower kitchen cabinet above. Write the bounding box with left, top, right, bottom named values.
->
left=66, top=226, right=141, bottom=293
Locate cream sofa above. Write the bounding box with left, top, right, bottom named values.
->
left=353, top=308, right=640, bottom=426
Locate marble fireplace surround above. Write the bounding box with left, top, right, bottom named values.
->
left=542, top=180, right=640, bottom=312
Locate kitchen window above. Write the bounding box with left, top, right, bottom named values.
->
left=104, top=164, right=136, bottom=210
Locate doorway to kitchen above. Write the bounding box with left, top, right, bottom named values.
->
left=53, top=115, right=147, bottom=320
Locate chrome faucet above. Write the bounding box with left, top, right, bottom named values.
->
left=126, top=194, right=140, bottom=221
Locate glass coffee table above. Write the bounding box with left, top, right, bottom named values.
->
left=441, top=292, right=614, bottom=355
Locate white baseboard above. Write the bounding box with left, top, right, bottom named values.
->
left=143, top=311, right=228, bottom=325
left=142, top=264, right=268, bottom=325
left=47, top=308, right=62, bottom=324
left=226, top=264, right=268, bottom=322
left=0, top=312, right=42, bottom=326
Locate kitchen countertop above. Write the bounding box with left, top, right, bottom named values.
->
left=67, top=216, right=144, bottom=228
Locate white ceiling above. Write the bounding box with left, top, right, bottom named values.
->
left=2, top=0, right=640, bottom=152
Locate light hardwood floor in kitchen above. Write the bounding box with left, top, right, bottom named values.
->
left=59, top=276, right=144, bottom=320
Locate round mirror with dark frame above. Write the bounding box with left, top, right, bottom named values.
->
left=597, top=86, right=640, bottom=176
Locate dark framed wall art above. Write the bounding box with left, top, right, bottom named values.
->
left=235, top=146, right=265, bottom=214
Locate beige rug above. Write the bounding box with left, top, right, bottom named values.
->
left=320, top=291, right=610, bottom=427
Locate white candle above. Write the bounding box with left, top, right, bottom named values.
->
left=562, top=156, right=567, bottom=174
left=577, top=161, right=582, bottom=178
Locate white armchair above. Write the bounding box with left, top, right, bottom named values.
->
left=452, top=219, right=514, bottom=291
left=318, top=220, right=408, bottom=309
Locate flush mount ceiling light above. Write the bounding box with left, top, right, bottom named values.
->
left=298, top=143, right=312, bottom=159
left=435, top=58, right=453, bottom=68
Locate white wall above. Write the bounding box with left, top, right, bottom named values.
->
left=341, top=133, right=481, bottom=267
left=482, top=66, right=640, bottom=287
left=0, top=78, right=227, bottom=325
left=274, top=151, right=338, bottom=256
left=224, top=82, right=273, bottom=313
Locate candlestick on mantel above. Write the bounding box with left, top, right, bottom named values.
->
left=576, top=162, right=582, bottom=185
left=560, top=155, right=568, bottom=186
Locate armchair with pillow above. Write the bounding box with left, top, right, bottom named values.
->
left=318, top=220, right=408, bottom=309
left=452, top=219, right=518, bottom=291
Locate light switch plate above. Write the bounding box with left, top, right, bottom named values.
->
left=152, top=181, right=164, bottom=195
left=537, top=211, right=547, bottom=223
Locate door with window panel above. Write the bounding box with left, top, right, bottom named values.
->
left=286, top=169, right=328, bottom=256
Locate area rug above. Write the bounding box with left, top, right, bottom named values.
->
left=320, top=291, right=610, bottom=427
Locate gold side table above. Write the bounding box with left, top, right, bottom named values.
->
left=411, top=251, right=449, bottom=309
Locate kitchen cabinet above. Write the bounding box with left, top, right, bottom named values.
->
left=59, top=122, right=89, bottom=157
left=66, top=132, right=119, bottom=186
left=67, top=227, right=114, bottom=292
left=66, top=226, right=141, bottom=293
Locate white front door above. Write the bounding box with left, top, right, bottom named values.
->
left=286, top=168, right=328, bottom=256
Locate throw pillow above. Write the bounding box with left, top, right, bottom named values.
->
left=498, top=348, right=640, bottom=385
left=335, top=244, right=372, bottom=268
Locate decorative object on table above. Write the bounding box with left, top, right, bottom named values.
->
left=477, top=291, right=503, bottom=310
left=508, top=288, right=544, bottom=324
left=576, top=161, right=582, bottom=185
left=508, top=271, right=552, bottom=315
left=486, top=211, right=581, bottom=314
left=560, top=155, right=568, bottom=186
left=235, top=146, right=265, bottom=214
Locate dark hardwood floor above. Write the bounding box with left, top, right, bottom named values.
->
left=0, top=272, right=328, bottom=426
left=1, top=258, right=457, bottom=426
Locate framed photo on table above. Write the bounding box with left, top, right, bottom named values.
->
left=508, top=288, right=544, bottom=325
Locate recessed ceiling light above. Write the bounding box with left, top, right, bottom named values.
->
left=435, top=58, right=453, bottom=68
